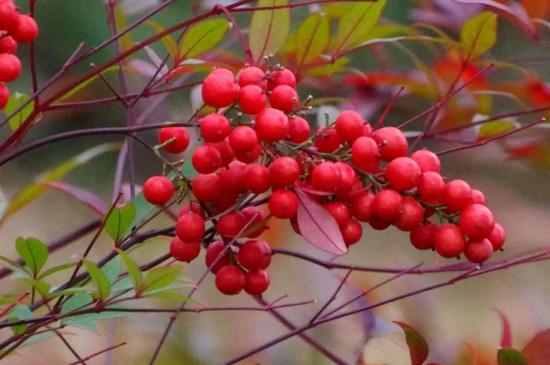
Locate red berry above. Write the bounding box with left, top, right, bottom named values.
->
left=311, top=162, right=341, bottom=192
left=0, top=2, right=18, bottom=31
left=373, top=189, right=402, bottom=221
left=324, top=201, right=351, bottom=228
left=351, top=191, right=375, bottom=222
left=202, top=71, right=237, bottom=108
left=336, top=179, right=364, bottom=203
left=192, top=144, right=221, bottom=174
left=143, top=175, right=174, bottom=205
left=417, top=171, right=446, bottom=204
left=471, top=189, right=487, bottom=205
left=0, top=32, right=16, bottom=53
left=270, top=84, right=299, bottom=114
left=314, top=126, right=343, bottom=153
left=0, top=82, right=8, bottom=109
left=255, top=107, right=289, bottom=142
left=459, top=203, right=495, bottom=240
left=170, top=237, right=201, bottom=262
left=244, top=163, right=271, bottom=194
left=206, top=138, right=234, bottom=167
left=179, top=202, right=205, bottom=218
left=341, top=219, right=362, bottom=246
left=200, top=113, right=231, bottom=143
left=269, top=156, right=300, bottom=188
left=268, top=189, right=299, bottom=218
left=351, top=136, right=379, bottom=172
left=205, top=240, right=230, bottom=273
left=215, top=266, right=245, bottom=295
left=334, top=161, right=358, bottom=195
left=268, top=68, right=297, bottom=90
left=192, top=173, right=223, bottom=201
left=237, top=239, right=271, bottom=271
left=244, top=270, right=270, bottom=295
left=434, top=224, right=465, bottom=258
left=363, top=123, right=373, bottom=138
left=158, top=126, right=190, bottom=154
left=385, top=157, right=422, bottom=191
left=238, top=84, right=267, bottom=114
left=369, top=216, right=392, bottom=230
left=234, top=142, right=262, bottom=163
left=229, top=125, right=259, bottom=152
left=0, top=53, right=21, bottom=82
left=372, top=127, right=408, bottom=162
left=410, top=149, right=441, bottom=173
left=464, top=239, right=493, bottom=263
left=210, top=68, right=235, bottom=79
left=175, top=213, right=205, bottom=242
left=410, top=222, right=437, bottom=250
left=10, top=14, right=39, bottom=43
left=487, top=222, right=505, bottom=251
left=394, top=196, right=423, bottom=231
left=287, top=116, right=310, bottom=143
left=335, top=110, right=365, bottom=143
left=217, top=160, right=247, bottom=195
left=238, top=66, right=266, bottom=88
left=445, top=179, right=473, bottom=212
left=218, top=212, right=246, bottom=239
left=241, top=206, right=268, bottom=238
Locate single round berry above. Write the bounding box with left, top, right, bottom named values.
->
left=206, top=139, right=234, bottom=167
left=192, top=144, right=221, bottom=174
left=238, top=66, right=266, bottom=88
left=192, top=173, right=223, bottom=201
left=410, top=222, right=437, bottom=250
left=445, top=179, right=473, bottom=212
left=0, top=32, right=16, bottom=53
left=270, top=84, right=299, bottom=114
left=244, top=270, right=270, bottom=295
left=217, top=212, right=246, bottom=239
left=237, top=239, right=271, bottom=271
left=179, top=202, right=205, bottom=218
left=334, top=161, right=358, bottom=195
left=176, top=213, right=206, bottom=242
left=417, top=171, right=446, bottom=204
left=170, top=237, right=201, bottom=262
left=311, top=162, right=341, bottom=192
left=234, top=142, right=262, bottom=163
left=238, top=84, right=267, bottom=114
left=336, top=179, right=364, bottom=203
left=229, top=125, right=259, bottom=152
left=324, top=202, right=351, bottom=228
left=217, top=160, right=247, bottom=195
left=335, top=110, right=365, bottom=143
left=464, top=239, right=493, bottom=263
left=241, top=206, right=268, bottom=238
left=287, top=116, right=310, bottom=143
left=487, top=222, right=505, bottom=251
left=372, top=127, right=408, bottom=162
left=410, top=149, right=441, bottom=173
left=434, top=224, right=465, bottom=258
left=373, top=189, right=403, bottom=221
left=212, top=191, right=239, bottom=213
left=0, top=82, right=8, bottom=109
left=255, top=107, right=289, bottom=142
left=10, top=14, right=39, bottom=43
left=158, top=126, right=190, bottom=154
left=244, top=163, right=271, bottom=194
left=0, top=2, right=18, bottom=31
left=205, top=240, right=230, bottom=273
left=363, top=123, right=373, bottom=138
left=351, top=191, right=375, bottom=222
left=314, top=126, right=343, bottom=153
left=200, top=113, right=231, bottom=143
left=268, top=189, right=299, bottom=218
left=215, top=266, right=245, bottom=295
left=0, top=53, right=21, bottom=82
left=369, top=216, right=392, bottom=230
left=459, top=203, right=495, bottom=240
left=269, top=156, right=300, bottom=188
left=341, top=219, right=362, bottom=246
left=202, top=71, right=237, bottom=108
left=210, top=68, right=235, bottom=79
left=471, top=189, right=487, bottom=205
left=394, top=196, right=423, bottom=231
left=385, top=157, right=422, bottom=191
left=143, top=175, right=174, bottom=205
left=351, top=136, right=379, bottom=172
left=268, top=68, right=297, bottom=90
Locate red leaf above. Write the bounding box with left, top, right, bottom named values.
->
left=39, top=182, right=107, bottom=215
left=521, top=328, right=550, bottom=364
left=495, top=308, right=513, bottom=348
left=295, top=188, right=347, bottom=255
left=394, top=321, right=429, bottom=365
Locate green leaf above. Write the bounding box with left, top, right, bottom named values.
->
left=146, top=20, right=178, bottom=60
left=9, top=305, right=32, bottom=335
left=180, top=19, right=230, bottom=59
left=37, top=262, right=76, bottom=280
left=249, top=0, right=290, bottom=64
left=330, top=0, right=387, bottom=54
left=104, top=203, right=136, bottom=242
left=394, top=321, right=429, bottom=365
left=460, top=11, right=497, bottom=58
left=101, top=256, right=121, bottom=285
left=116, top=249, right=143, bottom=293
left=498, top=349, right=527, bottom=365
left=53, top=66, right=121, bottom=103
left=26, top=279, right=51, bottom=297
left=82, top=260, right=111, bottom=301
left=323, top=3, right=354, bottom=18
left=296, top=12, right=330, bottom=64
left=303, top=58, right=350, bottom=77
left=0, top=254, right=31, bottom=278
left=61, top=292, right=93, bottom=314
left=110, top=276, right=134, bottom=292
left=2, top=143, right=121, bottom=220
left=142, top=266, right=181, bottom=294
left=15, top=237, right=48, bottom=277
left=4, top=92, right=35, bottom=131
left=478, top=120, right=516, bottom=140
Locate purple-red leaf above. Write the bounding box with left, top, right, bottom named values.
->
left=495, top=308, right=513, bottom=349
left=394, top=321, right=429, bottom=365
left=295, top=188, right=347, bottom=256
left=521, top=328, right=550, bottom=364
left=39, top=182, right=107, bottom=216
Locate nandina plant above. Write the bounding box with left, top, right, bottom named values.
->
left=0, top=0, right=550, bottom=364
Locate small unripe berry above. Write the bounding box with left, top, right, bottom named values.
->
left=143, top=175, right=174, bottom=205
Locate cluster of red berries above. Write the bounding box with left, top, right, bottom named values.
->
left=142, top=65, right=505, bottom=295
left=0, top=0, right=38, bottom=109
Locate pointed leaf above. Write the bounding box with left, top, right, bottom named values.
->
left=26, top=279, right=51, bottom=297
left=521, top=328, right=550, bottom=364
left=114, top=4, right=134, bottom=55
left=15, top=237, right=48, bottom=277
left=104, top=203, right=136, bottom=242
left=37, top=262, right=76, bottom=280
left=295, top=188, right=347, bottom=255
left=142, top=266, right=181, bottom=293
left=478, top=121, right=517, bottom=140
left=460, top=11, right=497, bottom=57
left=495, top=309, right=512, bottom=348
left=82, top=260, right=111, bottom=301
left=8, top=305, right=32, bottom=335
left=0, top=254, right=31, bottom=278
left=39, top=182, right=107, bottom=215
left=101, top=256, right=121, bottom=285
left=249, top=0, right=290, bottom=64
left=394, top=322, right=429, bottom=365
left=116, top=249, right=143, bottom=292
left=5, top=92, right=35, bottom=131
left=63, top=310, right=131, bottom=331
left=497, top=349, right=527, bottom=365
left=331, top=0, right=387, bottom=55
left=303, top=57, right=350, bottom=77
left=146, top=21, right=178, bottom=60
left=296, top=12, right=330, bottom=64
left=180, top=19, right=230, bottom=59
left=53, top=66, right=121, bottom=103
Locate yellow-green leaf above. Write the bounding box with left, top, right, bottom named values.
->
left=330, top=0, right=387, bottom=54
left=296, top=12, right=330, bottom=64
left=146, top=20, right=178, bottom=61
left=114, top=4, right=134, bottom=56
left=2, top=143, right=120, bottom=220
left=249, top=0, right=290, bottom=64
left=82, top=260, right=111, bottom=301
left=15, top=237, right=48, bottom=277
left=180, top=19, right=230, bottom=59
left=104, top=203, right=136, bottom=242
left=303, top=58, right=350, bottom=77
left=53, top=66, right=121, bottom=103
left=460, top=11, right=497, bottom=58
left=323, top=3, right=354, bottom=19
left=116, top=249, right=143, bottom=293
left=478, top=120, right=516, bottom=139
left=5, top=92, right=35, bottom=132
